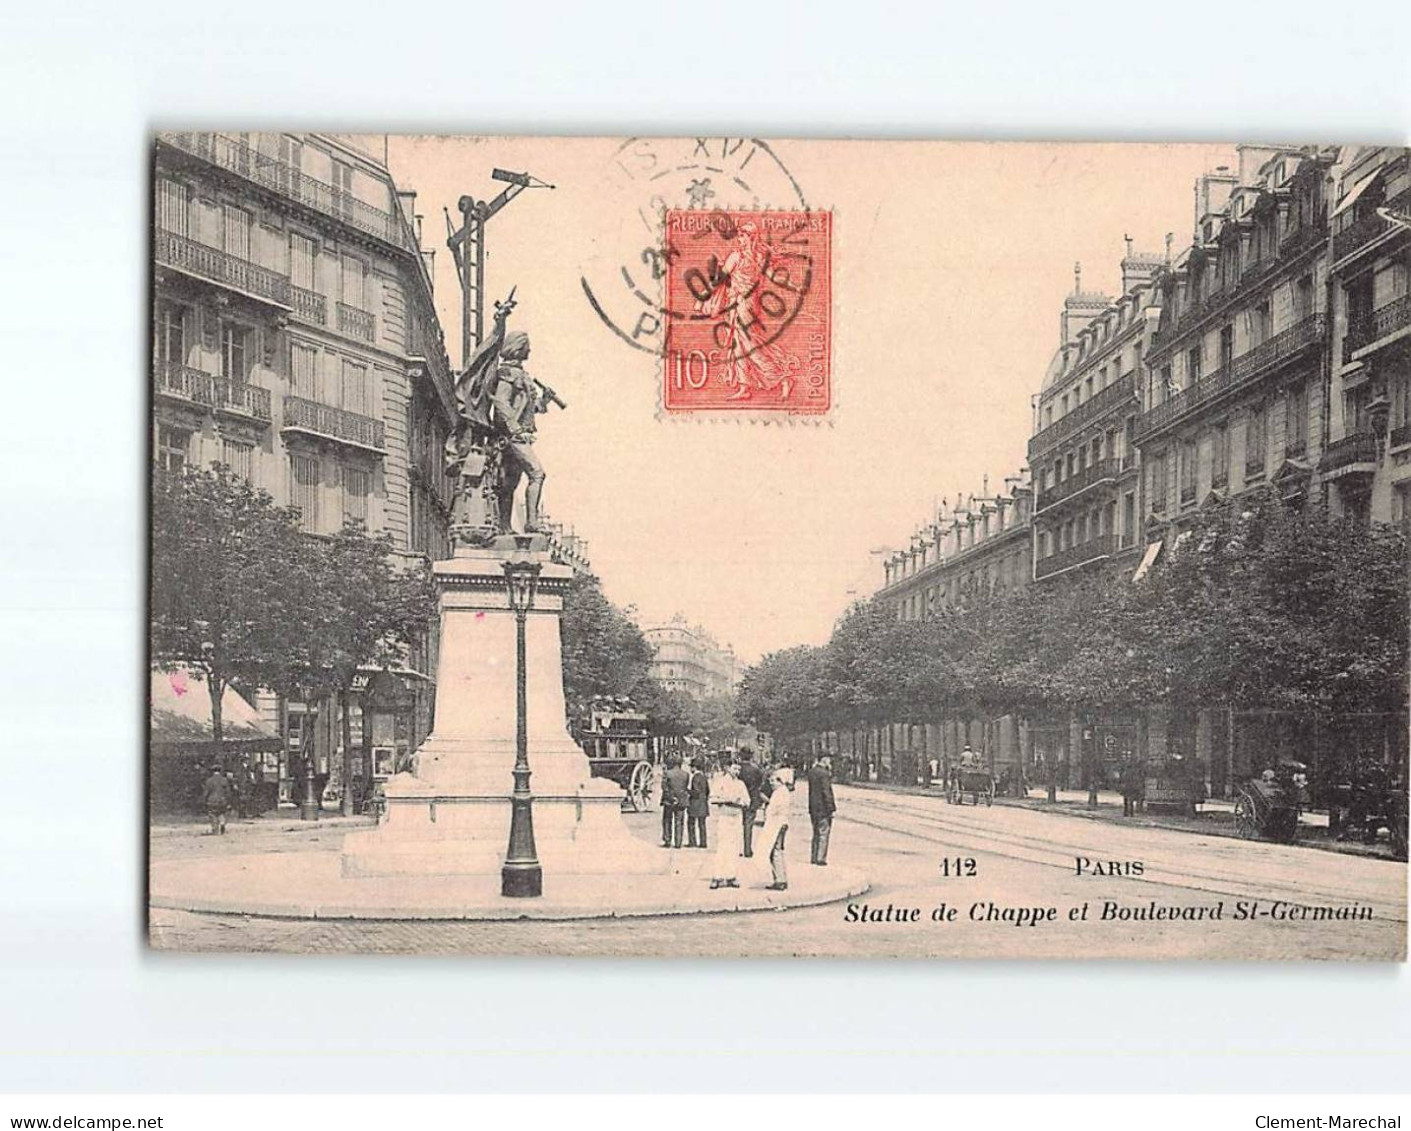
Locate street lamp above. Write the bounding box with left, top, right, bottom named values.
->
left=501, top=558, right=543, bottom=898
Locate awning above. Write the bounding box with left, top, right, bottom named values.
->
left=1131, top=540, right=1163, bottom=583
left=150, top=667, right=280, bottom=748
left=1331, top=171, right=1379, bottom=218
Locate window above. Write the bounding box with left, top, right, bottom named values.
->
left=342, top=464, right=370, bottom=524
left=220, top=438, right=254, bottom=481
left=156, top=177, right=189, bottom=236
left=291, top=454, right=321, bottom=532
left=154, top=302, right=185, bottom=365
left=221, top=324, right=249, bottom=381
left=1246, top=405, right=1267, bottom=473
left=290, top=233, right=317, bottom=290
left=1251, top=302, right=1270, bottom=347
left=1148, top=452, right=1167, bottom=514
left=291, top=343, right=319, bottom=399
left=222, top=205, right=251, bottom=260
left=1295, top=275, right=1315, bottom=323
left=156, top=425, right=190, bottom=474
left=1180, top=440, right=1197, bottom=504
left=1211, top=423, right=1229, bottom=488
left=340, top=254, right=365, bottom=307
left=340, top=359, right=369, bottom=414
left=1286, top=384, right=1309, bottom=456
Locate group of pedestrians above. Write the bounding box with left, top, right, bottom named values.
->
left=656, top=749, right=839, bottom=892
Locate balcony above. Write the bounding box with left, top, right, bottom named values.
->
left=290, top=285, right=326, bottom=326
left=1318, top=429, right=1379, bottom=482
left=1029, top=379, right=1136, bottom=459
left=155, top=229, right=291, bottom=308
left=281, top=395, right=385, bottom=454
left=1346, top=295, right=1411, bottom=356
left=152, top=361, right=270, bottom=423
left=1035, top=456, right=1123, bottom=513
left=212, top=376, right=272, bottom=423
left=1333, top=187, right=1411, bottom=262
left=337, top=302, right=376, bottom=343
left=158, top=132, right=406, bottom=247
left=153, top=361, right=215, bottom=408
left=1035, top=533, right=1120, bottom=580
left=1136, top=314, right=1325, bottom=440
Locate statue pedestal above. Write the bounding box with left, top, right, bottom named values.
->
left=342, top=537, right=666, bottom=879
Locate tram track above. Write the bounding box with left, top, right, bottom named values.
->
left=838, top=791, right=1408, bottom=924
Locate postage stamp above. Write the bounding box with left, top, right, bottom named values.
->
left=661, top=208, right=832, bottom=415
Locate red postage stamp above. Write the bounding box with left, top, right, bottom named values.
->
left=661, top=209, right=832, bottom=415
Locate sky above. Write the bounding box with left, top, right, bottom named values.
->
left=384, top=137, right=1238, bottom=664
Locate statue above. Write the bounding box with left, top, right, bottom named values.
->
left=444, top=289, right=566, bottom=545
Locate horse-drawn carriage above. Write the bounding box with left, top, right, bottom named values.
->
left=1234, top=762, right=1310, bottom=843
left=578, top=698, right=656, bottom=812
left=949, top=764, right=995, bottom=806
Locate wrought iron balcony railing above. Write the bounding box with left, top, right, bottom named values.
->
left=1333, top=186, right=1411, bottom=262
left=1035, top=533, right=1120, bottom=580
left=289, top=285, right=326, bottom=326
left=1345, top=294, right=1411, bottom=355
left=1029, top=378, right=1136, bottom=458
left=1318, top=430, right=1379, bottom=473
left=155, top=229, right=291, bottom=307
left=159, top=132, right=406, bottom=247
left=337, top=302, right=376, bottom=343
left=212, top=376, right=272, bottom=421
left=1035, top=456, right=1123, bottom=513
left=1136, top=313, right=1325, bottom=440
left=1151, top=223, right=1328, bottom=354
left=152, top=361, right=270, bottom=422
left=153, top=361, right=215, bottom=406
left=282, top=395, right=385, bottom=452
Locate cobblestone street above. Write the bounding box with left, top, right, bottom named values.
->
left=149, top=785, right=1406, bottom=958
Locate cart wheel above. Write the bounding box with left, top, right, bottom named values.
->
left=628, top=761, right=654, bottom=813
left=1234, top=792, right=1260, bottom=840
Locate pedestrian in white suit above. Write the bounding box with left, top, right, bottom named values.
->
left=761, top=768, right=794, bottom=891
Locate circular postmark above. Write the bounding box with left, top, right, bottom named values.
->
left=580, top=137, right=809, bottom=355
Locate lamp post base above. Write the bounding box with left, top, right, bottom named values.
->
left=501, top=862, right=543, bottom=898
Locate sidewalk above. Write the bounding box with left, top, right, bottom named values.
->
left=149, top=808, right=376, bottom=838
left=843, top=779, right=1402, bottom=861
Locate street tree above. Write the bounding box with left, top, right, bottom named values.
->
left=150, top=465, right=309, bottom=761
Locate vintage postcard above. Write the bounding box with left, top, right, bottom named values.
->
left=147, top=134, right=1409, bottom=959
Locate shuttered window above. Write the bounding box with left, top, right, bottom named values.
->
left=291, top=454, right=321, bottom=532
left=156, top=178, right=189, bottom=236
left=291, top=344, right=319, bottom=400
left=340, top=254, right=365, bottom=307
left=290, top=233, right=317, bottom=290
left=222, top=205, right=251, bottom=260
left=341, top=359, right=368, bottom=415
left=220, top=438, right=254, bottom=481
left=342, top=464, right=370, bottom=523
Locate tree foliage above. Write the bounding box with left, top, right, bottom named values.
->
left=736, top=494, right=1408, bottom=745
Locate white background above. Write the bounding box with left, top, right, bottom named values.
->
left=0, top=0, right=1408, bottom=1096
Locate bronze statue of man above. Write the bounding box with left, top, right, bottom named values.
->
left=489, top=330, right=553, bottom=534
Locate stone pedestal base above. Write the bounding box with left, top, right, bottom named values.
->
left=341, top=537, right=667, bottom=880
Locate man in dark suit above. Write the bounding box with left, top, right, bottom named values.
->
left=686, top=756, right=711, bottom=848
left=660, top=754, right=689, bottom=848
left=738, top=748, right=765, bottom=857
left=807, top=755, right=837, bottom=865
